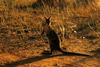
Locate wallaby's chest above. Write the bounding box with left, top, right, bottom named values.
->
left=42, top=25, right=59, bottom=41
left=43, top=26, right=50, bottom=33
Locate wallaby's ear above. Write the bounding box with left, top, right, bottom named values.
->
left=44, top=17, right=47, bottom=19
left=44, top=16, right=51, bottom=20
left=44, top=16, right=51, bottom=25
left=48, top=16, right=51, bottom=20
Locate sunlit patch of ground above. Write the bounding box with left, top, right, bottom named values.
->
left=0, top=53, right=20, bottom=65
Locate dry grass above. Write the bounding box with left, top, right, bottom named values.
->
left=0, top=0, right=100, bottom=67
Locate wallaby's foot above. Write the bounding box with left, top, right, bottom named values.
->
left=41, top=50, right=61, bottom=55
left=41, top=50, right=52, bottom=55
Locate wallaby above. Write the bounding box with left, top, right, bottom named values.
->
left=41, top=17, right=91, bottom=56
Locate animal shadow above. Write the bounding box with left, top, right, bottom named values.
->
left=0, top=52, right=92, bottom=67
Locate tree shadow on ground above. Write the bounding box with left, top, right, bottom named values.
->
left=0, top=52, right=91, bottom=67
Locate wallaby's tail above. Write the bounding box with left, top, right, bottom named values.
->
left=58, top=49, right=91, bottom=56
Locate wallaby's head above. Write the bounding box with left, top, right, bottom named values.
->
left=44, top=16, right=51, bottom=25
left=41, top=17, right=51, bottom=35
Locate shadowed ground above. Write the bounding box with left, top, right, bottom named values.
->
left=0, top=52, right=92, bottom=67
